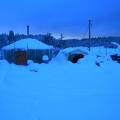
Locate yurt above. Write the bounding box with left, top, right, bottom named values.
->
left=2, top=38, right=58, bottom=65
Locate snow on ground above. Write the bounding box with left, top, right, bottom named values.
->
left=0, top=47, right=120, bottom=120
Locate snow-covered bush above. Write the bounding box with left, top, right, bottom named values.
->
left=27, top=60, right=34, bottom=65
left=42, top=55, right=49, bottom=61
left=27, top=60, right=39, bottom=72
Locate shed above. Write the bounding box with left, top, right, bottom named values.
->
left=62, top=47, right=88, bottom=63
left=2, top=38, right=58, bottom=65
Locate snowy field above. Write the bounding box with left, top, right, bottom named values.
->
left=0, top=47, right=120, bottom=120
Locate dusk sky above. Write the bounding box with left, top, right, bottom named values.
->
left=0, top=0, right=120, bottom=38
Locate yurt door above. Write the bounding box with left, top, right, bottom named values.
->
left=15, top=51, right=27, bottom=65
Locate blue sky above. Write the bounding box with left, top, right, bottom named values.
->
left=0, top=0, right=120, bottom=38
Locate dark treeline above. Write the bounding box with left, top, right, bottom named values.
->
left=41, top=36, right=120, bottom=49
left=58, top=37, right=120, bottom=48
left=0, top=31, right=55, bottom=48
left=0, top=30, right=120, bottom=49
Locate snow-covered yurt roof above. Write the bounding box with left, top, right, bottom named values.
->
left=2, top=38, right=53, bottom=50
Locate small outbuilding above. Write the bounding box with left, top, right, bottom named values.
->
left=62, top=47, right=88, bottom=63
left=1, top=38, right=58, bottom=65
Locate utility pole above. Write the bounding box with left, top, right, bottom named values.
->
left=27, top=25, right=30, bottom=36
left=60, top=33, right=64, bottom=40
left=88, top=19, right=91, bottom=51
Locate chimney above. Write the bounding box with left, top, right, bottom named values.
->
left=27, top=25, right=30, bottom=36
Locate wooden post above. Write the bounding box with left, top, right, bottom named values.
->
left=60, top=33, right=64, bottom=40
left=88, top=19, right=91, bottom=51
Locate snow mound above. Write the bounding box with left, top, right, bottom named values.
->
left=28, top=62, right=40, bottom=72
left=27, top=60, right=34, bottom=65
left=42, top=55, right=49, bottom=61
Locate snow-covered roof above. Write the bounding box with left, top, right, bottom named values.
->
left=2, top=38, right=53, bottom=50
left=112, top=42, right=120, bottom=47
left=62, top=47, right=89, bottom=55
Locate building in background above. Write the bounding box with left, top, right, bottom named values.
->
left=1, top=38, right=59, bottom=65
